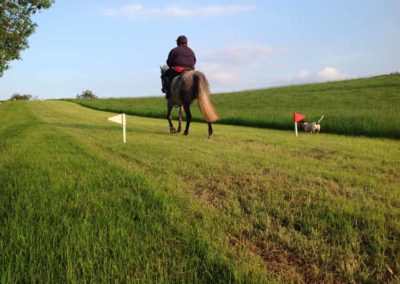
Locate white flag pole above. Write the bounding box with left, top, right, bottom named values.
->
left=107, top=113, right=126, bottom=143
left=122, top=113, right=126, bottom=143
left=295, top=122, right=298, bottom=136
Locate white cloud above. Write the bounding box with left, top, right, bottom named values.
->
left=291, top=67, right=347, bottom=83
left=121, top=5, right=143, bottom=16
left=199, top=44, right=274, bottom=89
left=103, top=4, right=256, bottom=19
left=298, top=69, right=310, bottom=79
left=201, top=63, right=240, bottom=85
left=204, top=44, right=272, bottom=66
left=317, top=67, right=342, bottom=80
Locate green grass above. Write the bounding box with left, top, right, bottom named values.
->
left=0, top=100, right=399, bottom=282
left=71, top=74, right=400, bottom=139
left=0, top=101, right=265, bottom=283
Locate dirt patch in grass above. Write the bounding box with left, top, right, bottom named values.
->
left=227, top=233, right=346, bottom=284
left=183, top=171, right=368, bottom=283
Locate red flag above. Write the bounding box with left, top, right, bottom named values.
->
left=293, top=112, right=306, bottom=122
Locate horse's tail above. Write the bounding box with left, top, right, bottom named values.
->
left=193, top=73, right=219, bottom=123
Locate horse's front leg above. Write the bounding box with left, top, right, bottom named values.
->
left=177, top=105, right=183, bottom=133
left=167, top=104, right=176, bottom=133
left=208, top=123, right=213, bottom=138
left=183, top=103, right=192, bottom=136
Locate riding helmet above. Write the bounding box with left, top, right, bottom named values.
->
left=176, top=35, right=188, bottom=45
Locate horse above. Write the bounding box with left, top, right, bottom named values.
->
left=160, top=66, right=219, bottom=138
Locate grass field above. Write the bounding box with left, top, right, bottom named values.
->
left=0, top=100, right=399, bottom=282
left=72, top=74, right=400, bottom=139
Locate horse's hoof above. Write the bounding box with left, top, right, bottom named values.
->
left=183, top=131, right=189, bottom=136
left=170, top=128, right=176, bottom=134
left=177, top=127, right=181, bottom=133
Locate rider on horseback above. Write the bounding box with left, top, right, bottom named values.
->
left=162, top=35, right=196, bottom=99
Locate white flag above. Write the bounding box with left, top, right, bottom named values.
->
left=108, top=114, right=123, bottom=124
left=108, top=113, right=126, bottom=143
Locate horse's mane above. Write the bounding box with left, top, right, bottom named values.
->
left=160, top=65, right=169, bottom=73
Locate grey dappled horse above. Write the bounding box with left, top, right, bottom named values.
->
left=160, top=66, right=219, bottom=138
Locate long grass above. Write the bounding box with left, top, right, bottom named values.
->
left=71, top=74, right=400, bottom=139
left=0, top=100, right=399, bottom=282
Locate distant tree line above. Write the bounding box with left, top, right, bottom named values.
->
left=76, top=90, right=98, bottom=99
left=9, top=93, right=32, bottom=101
left=390, top=71, right=399, bottom=76
left=6, top=90, right=98, bottom=101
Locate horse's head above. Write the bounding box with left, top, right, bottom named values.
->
left=160, top=65, right=169, bottom=94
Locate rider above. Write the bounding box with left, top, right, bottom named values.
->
left=163, top=35, right=197, bottom=99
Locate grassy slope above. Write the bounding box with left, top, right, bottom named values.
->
left=0, top=101, right=399, bottom=282
left=0, top=101, right=265, bottom=283
left=72, top=74, right=400, bottom=139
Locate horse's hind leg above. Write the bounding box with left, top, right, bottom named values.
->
left=177, top=105, right=183, bottom=133
left=167, top=105, right=176, bottom=133
left=183, top=103, right=192, bottom=136
left=208, top=123, right=213, bottom=138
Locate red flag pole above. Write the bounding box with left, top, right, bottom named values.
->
left=293, top=112, right=306, bottom=137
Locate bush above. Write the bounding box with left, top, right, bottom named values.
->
left=76, top=90, right=97, bottom=99
left=10, top=94, right=32, bottom=101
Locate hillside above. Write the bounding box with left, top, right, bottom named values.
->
left=0, top=100, right=399, bottom=282
left=72, top=74, right=400, bottom=139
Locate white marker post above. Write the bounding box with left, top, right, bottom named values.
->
left=293, top=112, right=306, bottom=137
left=108, top=113, right=126, bottom=143
left=122, top=113, right=126, bottom=143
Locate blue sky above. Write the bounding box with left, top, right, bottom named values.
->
left=0, top=0, right=399, bottom=99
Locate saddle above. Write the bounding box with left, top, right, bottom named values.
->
left=164, top=66, right=191, bottom=99
left=171, top=66, right=190, bottom=73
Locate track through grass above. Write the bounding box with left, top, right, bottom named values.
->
left=0, top=100, right=399, bottom=282
left=72, top=74, right=400, bottom=139
left=0, top=101, right=265, bottom=282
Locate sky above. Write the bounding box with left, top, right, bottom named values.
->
left=0, top=0, right=399, bottom=100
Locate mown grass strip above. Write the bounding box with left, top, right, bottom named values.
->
left=0, top=101, right=267, bottom=283
left=70, top=74, right=400, bottom=139
left=1, top=100, right=399, bottom=283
